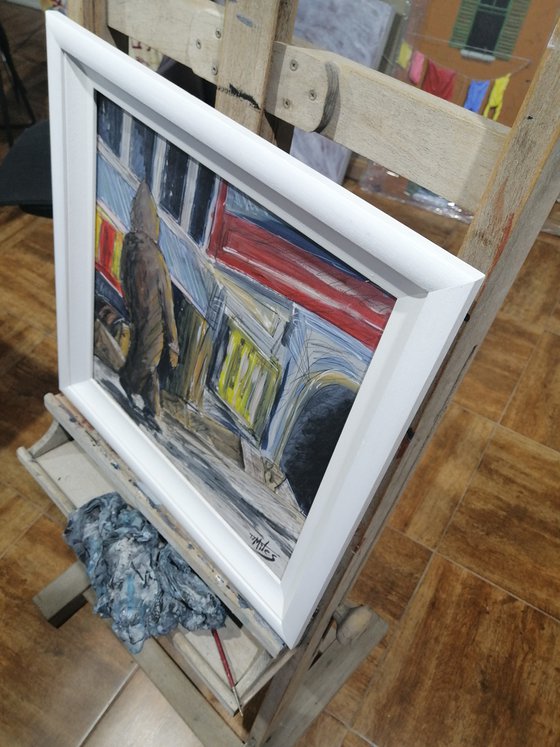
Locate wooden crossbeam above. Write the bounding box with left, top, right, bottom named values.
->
left=106, top=0, right=508, bottom=210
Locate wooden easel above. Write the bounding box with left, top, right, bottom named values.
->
left=20, top=2, right=560, bottom=745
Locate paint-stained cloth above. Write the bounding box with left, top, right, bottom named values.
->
left=64, top=493, right=226, bottom=653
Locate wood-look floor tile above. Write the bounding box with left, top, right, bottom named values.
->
left=0, top=207, right=39, bottom=246
left=440, top=427, right=560, bottom=619
left=0, top=223, right=56, bottom=334
left=354, top=555, right=560, bottom=747
left=84, top=669, right=203, bottom=747
left=0, top=446, right=54, bottom=510
left=0, top=308, right=48, bottom=376
left=454, top=316, right=538, bottom=421
left=296, top=712, right=348, bottom=747
left=47, top=501, right=68, bottom=528
left=349, top=527, right=431, bottom=623
left=0, top=211, right=52, bottom=246
left=0, top=516, right=135, bottom=747
left=499, top=238, right=560, bottom=335
left=0, top=3, right=44, bottom=51
left=0, top=486, right=42, bottom=557
left=547, top=298, right=560, bottom=335
left=390, top=404, right=494, bottom=548
left=0, top=332, right=58, bottom=449
left=501, top=331, right=560, bottom=451
left=326, top=527, right=430, bottom=725
left=342, top=732, right=375, bottom=747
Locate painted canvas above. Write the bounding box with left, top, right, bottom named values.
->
left=93, top=93, right=396, bottom=577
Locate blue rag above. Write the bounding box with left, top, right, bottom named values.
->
left=64, top=492, right=226, bottom=653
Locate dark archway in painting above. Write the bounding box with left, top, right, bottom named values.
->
left=280, top=384, right=356, bottom=516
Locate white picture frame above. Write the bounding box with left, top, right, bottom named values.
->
left=46, top=12, right=483, bottom=648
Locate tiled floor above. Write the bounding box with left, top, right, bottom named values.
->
left=1, top=4, right=559, bottom=746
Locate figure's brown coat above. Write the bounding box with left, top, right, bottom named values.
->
left=119, top=182, right=178, bottom=414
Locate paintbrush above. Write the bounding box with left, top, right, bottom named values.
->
left=212, top=628, right=244, bottom=715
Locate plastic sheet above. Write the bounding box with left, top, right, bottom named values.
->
left=359, top=162, right=472, bottom=223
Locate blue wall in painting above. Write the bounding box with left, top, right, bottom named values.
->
left=97, top=154, right=212, bottom=315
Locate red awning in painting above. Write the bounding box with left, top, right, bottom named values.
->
left=208, top=184, right=395, bottom=350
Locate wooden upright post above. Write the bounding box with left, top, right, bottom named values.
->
left=67, top=0, right=128, bottom=50
left=246, top=16, right=560, bottom=746
left=214, top=0, right=297, bottom=144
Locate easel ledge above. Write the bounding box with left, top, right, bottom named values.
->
left=18, top=392, right=388, bottom=743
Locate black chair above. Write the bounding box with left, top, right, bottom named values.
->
left=0, top=51, right=213, bottom=221
left=0, top=21, right=35, bottom=147
left=0, top=119, right=51, bottom=217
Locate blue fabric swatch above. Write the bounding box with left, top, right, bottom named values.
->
left=464, top=79, right=491, bottom=113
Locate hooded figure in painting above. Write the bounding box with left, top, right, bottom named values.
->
left=119, top=181, right=179, bottom=420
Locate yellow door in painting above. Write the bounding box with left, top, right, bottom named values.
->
left=218, top=324, right=280, bottom=439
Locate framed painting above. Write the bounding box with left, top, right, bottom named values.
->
left=46, top=12, right=483, bottom=647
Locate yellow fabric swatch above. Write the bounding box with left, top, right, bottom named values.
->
left=483, top=74, right=511, bottom=121
left=397, top=41, right=413, bottom=70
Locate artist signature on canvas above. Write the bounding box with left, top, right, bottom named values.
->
left=249, top=532, right=278, bottom=562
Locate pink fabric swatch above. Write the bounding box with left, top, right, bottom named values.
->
left=408, top=51, right=425, bottom=85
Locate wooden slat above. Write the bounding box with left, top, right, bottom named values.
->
left=458, top=25, right=560, bottom=274
left=133, top=640, right=243, bottom=747
left=213, top=0, right=298, bottom=147
left=17, top=445, right=77, bottom=517
left=37, top=440, right=115, bottom=508
left=68, top=0, right=128, bottom=50
left=107, top=0, right=508, bottom=209
left=107, top=0, right=222, bottom=79
left=214, top=0, right=286, bottom=136
left=170, top=616, right=275, bottom=714
left=265, top=42, right=338, bottom=133
left=27, top=420, right=70, bottom=458
left=281, top=44, right=508, bottom=211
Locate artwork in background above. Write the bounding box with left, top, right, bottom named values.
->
left=290, top=0, right=396, bottom=183
left=93, top=93, right=396, bottom=577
